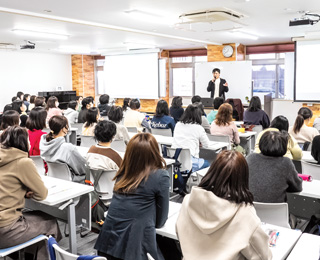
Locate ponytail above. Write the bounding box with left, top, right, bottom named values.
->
left=46, top=132, right=55, bottom=142
left=293, top=115, right=304, bottom=134
left=45, top=115, right=68, bottom=142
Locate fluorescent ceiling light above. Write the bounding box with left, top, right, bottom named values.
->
left=12, top=29, right=69, bottom=40
left=124, top=9, right=176, bottom=25
left=229, top=30, right=259, bottom=40
left=57, top=46, right=92, bottom=54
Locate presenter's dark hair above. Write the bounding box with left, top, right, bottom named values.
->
left=293, top=107, right=313, bottom=134
left=99, top=94, right=109, bottom=105
left=248, top=96, right=262, bottom=112
left=94, top=120, right=116, bottom=143
left=12, top=100, right=24, bottom=114
left=26, top=107, right=47, bottom=130
left=81, top=97, right=91, bottom=110
left=270, top=115, right=289, bottom=132
left=68, top=101, right=78, bottom=110
left=30, top=95, right=36, bottom=104
left=122, top=98, right=131, bottom=111
left=191, top=95, right=201, bottom=104
left=180, top=104, right=202, bottom=125
left=1, top=126, right=29, bottom=153
left=171, top=96, right=182, bottom=108
left=35, top=97, right=46, bottom=107
left=259, top=131, right=288, bottom=157
left=108, top=106, right=123, bottom=123
left=199, top=150, right=253, bottom=205
left=84, top=107, right=99, bottom=128
left=17, top=91, right=24, bottom=100
left=0, top=110, right=20, bottom=130
left=155, top=100, right=169, bottom=117
left=213, top=97, right=224, bottom=110
left=130, top=99, right=141, bottom=110
left=46, top=96, right=58, bottom=110
left=212, top=68, right=220, bottom=74
left=46, top=115, right=69, bottom=142
left=311, top=136, right=320, bottom=164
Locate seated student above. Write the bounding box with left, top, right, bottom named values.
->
left=247, top=131, right=302, bottom=203
left=108, top=106, right=130, bottom=144
left=40, top=115, right=87, bottom=183
left=82, top=107, right=100, bottom=136
left=210, top=103, right=240, bottom=145
left=151, top=100, right=176, bottom=135
left=29, top=95, right=36, bottom=111
left=172, top=104, right=210, bottom=172
left=46, top=96, right=63, bottom=125
left=176, top=150, right=272, bottom=260
left=243, top=96, right=270, bottom=129
left=34, top=96, right=46, bottom=107
left=12, top=100, right=28, bottom=127
left=26, top=107, right=48, bottom=156
left=191, top=95, right=207, bottom=117
left=122, top=97, right=131, bottom=113
left=23, top=94, right=31, bottom=112
left=311, top=135, right=320, bottom=163
left=170, top=96, right=184, bottom=123
left=76, top=96, right=83, bottom=112
left=16, top=91, right=24, bottom=101
left=207, top=97, right=224, bottom=124
left=123, top=98, right=150, bottom=132
left=95, top=133, right=170, bottom=260
left=86, top=120, right=123, bottom=171
left=289, top=107, right=319, bottom=144
left=78, top=97, right=93, bottom=123
left=64, top=100, right=79, bottom=124
left=194, top=102, right=210, bottom=133
left=227, top=99, right=240, bottom=121
left=98, top=94, right=111, bottom=117
left=254, top=115, right=302, bottom=160
left=0, top=110, right=20, bottom=132
left=0, top=126, right=61, bottom=260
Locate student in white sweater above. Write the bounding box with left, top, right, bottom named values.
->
left=289, top=107, right=319, bottom=144
left=172, top=104, right=210, bottom=171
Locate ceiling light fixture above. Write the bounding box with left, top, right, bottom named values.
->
left=229, top=30, right=259, bottom=40
left=124, top=9, right=176, bottom=25
left=12, top=29, right=69, bottom=40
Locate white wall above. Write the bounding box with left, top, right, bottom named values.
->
left=271, top=99, right=303, bottom=126
left=0, top=51, right=72, bottom=110
left=284, top=52, right=294, bottom=100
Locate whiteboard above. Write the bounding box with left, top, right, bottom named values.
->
left=195, top=61, right=252, bottom=103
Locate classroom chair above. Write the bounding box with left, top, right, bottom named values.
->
left=110, top=139, right=126, bottom=153
left=47, top=162, right=73, bottom=181
left=150, top=128, right=172, bottom=137
left=30, top=156, right=46, bottom=176
left=47, top=236, right=106, bottom=260
left=199, top=148, right=219, bottom=165
left=70, top=123, right=84, bottom=136
left=251, top=125, right=263, bottom=135
left=0, top=235, right=47, bottom=260
left=207, top=134, right=231, bottom=149
left=126, top=127, right=138, bottom=133
left=80, top=135, right=96, bottom=147
left=301, top=160, right=320, bottom=180
left=253, top=202, right=291, bottom=228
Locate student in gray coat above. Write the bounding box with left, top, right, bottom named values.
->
left=94, top=133, right=170, bottom=260
left=247, top=131, right=302, bottom=203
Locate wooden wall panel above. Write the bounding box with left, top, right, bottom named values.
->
left=207, top=43, right=245, bottom=62
left=303, top=103, right=320, bottom=126
left=72, top=55, right=95, bottom=98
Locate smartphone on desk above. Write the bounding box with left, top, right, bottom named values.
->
left=266, top=229, right=279, bottom=247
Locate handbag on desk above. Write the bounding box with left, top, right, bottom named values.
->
left=241, top=124, right=255, bottom=131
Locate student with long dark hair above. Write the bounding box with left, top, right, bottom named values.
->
left=254, top=115, right=302, bottom=160
left=289, top=107, right=319, bottom=143
left=0, top=110, right=20, bottom=131
left=46, top=96, right=63, bottom=125
left=78, top=97, right=93, bottom=123
left=108, top=106, right=130, bottom=144
left=40, top=115, right=87, bottom=182
left=311, top=135, right=320, bottom=164
left=176, top=150, right=272, bottom=260
left=172, top=104, right=210, bottom=171
left=151, top=99, right=176, bottom=135
left=26, top=107, right=48, bottom=156
left=0, top=126, right=61, bottom=259
left=247, top=131, right=302, bottom=203
left=123, top=98, right=150, bottom=132
left=12, top=100, right=28, bottom=127
left=243, top=96, right=270, bottom=129
left=170, top=96, right=184, bottom=123
left=16, top=91, right=24, bottom=101
left=95, top=133, right=170, bottom=260
left=82, top=107, right=100, bottom=136
left=122, top=97, right=131, bottom=113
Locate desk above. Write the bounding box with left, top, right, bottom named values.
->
left=25, top=176, right=93, bottom=254
left=239, top=131, right=257, bottom=154
left=287, top=233, right=320, bottom=260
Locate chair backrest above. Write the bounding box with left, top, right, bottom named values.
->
left=110, top=140, right=126, bottom=153
left=207, top=134, right=231, bottom=149
left=253, top=201, right=290, bottom=228
left=165, top=147, right=192, bottom=172
left=150, top=128, right=172, bottom=137
left=80, top=135, right=96, bottom=147
left=252, top=125, right=263, bottom=135
left=126, top=126, right=138, bottom=133
left=47, top=162, right=73, bottom=181
left=301, top=160, right=320, bottom=180
left=30, top=156, right=45, bottom=176
left=90, top=169, right=117, bottom=201
left=70, top=123, right=84, bottom=135
left=199, top=148, right=219, bottom=165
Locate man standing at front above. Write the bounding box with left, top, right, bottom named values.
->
left=207, top=68, right=229, bottom=100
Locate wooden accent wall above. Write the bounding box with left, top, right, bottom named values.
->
left=207, top=43, right=245, bottom=62
left=72, top=55, right=95, bottom=98
left=303, top=103, right=320, bottom=126
left=114, top=50, right=170, bottom=113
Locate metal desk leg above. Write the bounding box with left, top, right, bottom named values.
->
left=67, top=202, right=77, bottom=254
left=167, top=164, right=174, bottom=193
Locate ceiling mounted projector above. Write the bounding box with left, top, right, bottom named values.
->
left=289, top=13, right=320, bottom=26
left=20, top=41, right=35, bottom=49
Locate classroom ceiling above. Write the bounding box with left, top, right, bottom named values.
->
left=0, top=0, right=319, bottom=54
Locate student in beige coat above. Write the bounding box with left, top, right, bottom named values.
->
left=176, top=150, right=272, bottom=260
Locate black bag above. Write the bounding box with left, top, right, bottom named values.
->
left=303, top=214, right=320, bottom=235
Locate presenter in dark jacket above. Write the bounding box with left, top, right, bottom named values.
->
left=207, top=68, right=229, bottom=100
left=95, top=133, right=170, bottom=260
